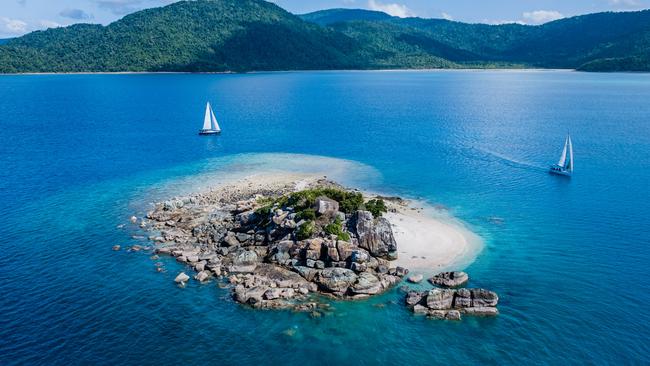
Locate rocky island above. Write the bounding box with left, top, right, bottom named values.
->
left=132, top=174, right=498, bottom=319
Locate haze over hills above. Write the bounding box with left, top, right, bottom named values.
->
left=0, top=0, right=649, bottom=73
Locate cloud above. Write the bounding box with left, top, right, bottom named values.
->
left=1, top=17, right=28, bottom=35
left=39, top=20, right=63, bottom=29
left=0, top=17, right=66, bottom=38
left=60, top=8, right=94, bottom=21
left=441, top=12, right=453, bottom=21
left=609, top=0, right=639, bottom=5
left=367, top=0, right=414, bottom=18
left=488, top=19, right=526, bottom=25
left=16, top=0, right=26, bottom=6
left=94, top=0, right=175, bottom=15
left=522, top=10, right=564, bottom=24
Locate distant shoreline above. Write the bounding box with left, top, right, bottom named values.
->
left=1, top=68, right=578, bottom=76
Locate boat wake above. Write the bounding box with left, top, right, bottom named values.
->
left=471, top=146, right=548, bottom=173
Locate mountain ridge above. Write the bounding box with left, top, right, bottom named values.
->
left=1, top=1, right=649, bottom=73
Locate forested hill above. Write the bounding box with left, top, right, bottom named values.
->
left=301, top=8, right=650, bottom=71
left=0, top=0, right=360, bottom=73
left=1, top=0, right=649, bottom=73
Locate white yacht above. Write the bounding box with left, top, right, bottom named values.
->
left=199, top=102, right=221, bottom=135
left=549, top=135, right=574, bottom=177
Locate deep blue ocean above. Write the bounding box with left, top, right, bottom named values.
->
left=0, top=71, right=649, bottom=365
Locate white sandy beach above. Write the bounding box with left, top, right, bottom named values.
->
left=385, top=203, right=483, bottom=273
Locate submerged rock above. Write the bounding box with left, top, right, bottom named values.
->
left=194, top=270, right=211, bottom=282
left=175, top=272, right=190, bottom=284
left=462, top=307, right=499, bottom=316
left=407, top=274, right=423, bottom=283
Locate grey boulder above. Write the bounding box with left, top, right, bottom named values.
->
left=315, top=268, right=358, bottom=293
left=428, top=271, right=469, bottom=288
left=353, top=210, right=397, bottom=259
left=350, top=272, right=383, bottom=295
left=314, top=197, right=339, bottom=216
left=174, top=272, right=190, bottom=283
left=426, top=288, right=455, bottom=310
left=407, top=274, right=423, bottom=283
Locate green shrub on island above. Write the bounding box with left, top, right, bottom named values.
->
left=324, top=217, right=351, bottom=241
left=255, top=205, right=273, bottom=217
left=365, top=199, right=387, bottom=218
left=287, top=188, right=364, bottom=214
left=296, top=208, right=316, bottom=221
left=338, top=192, right=364, bottom=214
left=296, top=220, right=315, bottom=240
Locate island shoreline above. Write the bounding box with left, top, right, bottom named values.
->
left=1, top=68, right=578, bottom=76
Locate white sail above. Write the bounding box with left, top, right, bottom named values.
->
left=567, top=136, right=574, bottom=172
left=557, top=136, right=568, bottom=167
left=202, top=102, right=212, bottom=131
left=210, top=107, right=221, bottom=132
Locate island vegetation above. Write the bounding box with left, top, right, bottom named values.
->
left=1, top=0, right=649, bottom=73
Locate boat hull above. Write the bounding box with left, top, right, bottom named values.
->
left=549, top=165, right=572, bottom=177
left=199, top=130, right=221, bottom=135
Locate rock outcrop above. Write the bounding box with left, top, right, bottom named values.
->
left=142, top=179, right=407, bottom=311
left=428, top=271, right=469, bottom=288
left=314, top=197, right=339, bottom=216
left=175, top=272, right=190, bottom=284
left=405, top=288, right=499, bottom=320
left=353, top=210, right=397, bottom=259
left=315, top=268, right=358, bottom=294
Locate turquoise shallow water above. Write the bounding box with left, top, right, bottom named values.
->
left=0, top=71, right=649, bottom=365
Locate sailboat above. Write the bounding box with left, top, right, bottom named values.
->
left=549, top=135, right=574, bottom=177
left=198, top=102, right=221, bottom=135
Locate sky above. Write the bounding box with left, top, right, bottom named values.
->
left=2, top=0, right=649, bottom=38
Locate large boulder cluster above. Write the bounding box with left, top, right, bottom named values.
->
left=144, top=180, right=407, bottom=311
left=405, top=272, right=499, bottom=320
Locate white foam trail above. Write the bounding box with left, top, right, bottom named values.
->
left=472, top=146, right=547, bottom=172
